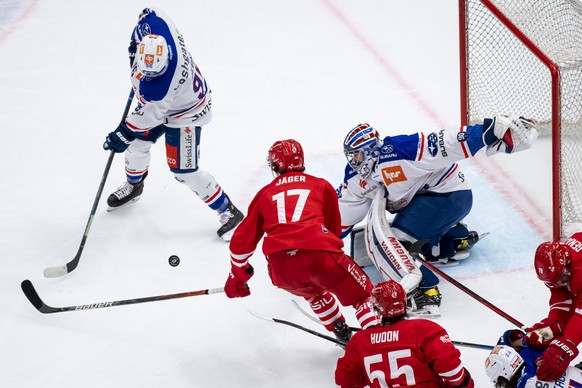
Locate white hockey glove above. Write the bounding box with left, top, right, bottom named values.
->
left=483, top=115, right=538, bottom=156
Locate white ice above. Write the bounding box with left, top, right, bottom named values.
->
left=0, top=0, right=570, bottom=387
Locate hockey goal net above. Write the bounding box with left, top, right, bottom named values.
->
left=460, top=0, right=582, bottom=241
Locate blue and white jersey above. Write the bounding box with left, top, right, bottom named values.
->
left=337, top=123, right=489, bottom=231
left=126, top=8, right=212, bottom=133
left=521, top=365, right=582, bottom=388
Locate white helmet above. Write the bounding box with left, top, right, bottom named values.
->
left=484, top=345, right=524, bottom=384
left=136, top=34, right=169, bottom=78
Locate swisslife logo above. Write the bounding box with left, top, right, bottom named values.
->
left=381, top=166, right=407, bottom=186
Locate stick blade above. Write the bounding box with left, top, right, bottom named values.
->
left=43, top=265, right=69, bottom=278
left=21, top=280, right=45, bottom=311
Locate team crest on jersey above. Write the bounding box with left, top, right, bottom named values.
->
left=427, top=132, right=438, bottom=157
left=140, top=23, right=152, bottom=37
left=457, top=132, right=469, bottom=142
left=381, top=166, right=407, bottom=186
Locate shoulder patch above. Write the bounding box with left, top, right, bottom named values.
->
left=427, top=132, right=438, bottom=157
left=457, top=132, right=469, bottom=142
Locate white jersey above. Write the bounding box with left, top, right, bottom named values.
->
left=127, top=8, right=212, bottom=133
left=337, top=124, right=488, bottom=231
left=522, top=366, right=582, bottom=387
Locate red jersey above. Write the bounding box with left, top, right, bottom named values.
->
left=229, top=172, right=345, bottom=267
left=335, top=319, right=470, bottom=388
left=545, top=231, right=582, bottom=345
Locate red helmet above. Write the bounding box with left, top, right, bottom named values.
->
left=534, top=242, right=572, bottom=287
left=268, top=139, right=305, bottom=174
left=371, top=280, right=407, bottom=319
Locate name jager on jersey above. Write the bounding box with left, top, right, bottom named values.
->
left=275, top=175, right=307, bottom=186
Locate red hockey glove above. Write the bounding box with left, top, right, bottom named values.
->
left=224, top=272, right=251, bottom=298
left=535, top=337, right=579, bottom=381
left=231, top=263, right=254, bottom=283
left=524, top=320, right=563, bottom=348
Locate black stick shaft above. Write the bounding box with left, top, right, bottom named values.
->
left=43, top=89, right=135, bottom=278
left=21, top=279, right=223, bottom=314
left=417, top=256, right=525, bottom=329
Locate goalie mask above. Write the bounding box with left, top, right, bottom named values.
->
left=136, top=34, right=169, bottom=78
left=534, top=241, right=572, bottom=288
left=268, top=139, right=305, bottom=175
left=484, top=346, right=524, bottom=386
left=343, top=123, right=381, bottom=178
left=370, top=280, right=407, bottom=320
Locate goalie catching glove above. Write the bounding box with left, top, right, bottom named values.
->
left=482, top=116, right=538, bottom=155
left=224, top=263, right=254, bottom=298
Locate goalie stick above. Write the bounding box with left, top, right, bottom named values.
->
left=290, top=300, right=494, bottom=350
left=21, top=279, right=224, bottom=314
left=43, top=89, right=135, bottom=278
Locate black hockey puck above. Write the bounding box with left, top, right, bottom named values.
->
left=168, top=255, right=180, bottom=267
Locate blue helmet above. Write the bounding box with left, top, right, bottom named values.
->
left=343, top=123, right=381, bottom=177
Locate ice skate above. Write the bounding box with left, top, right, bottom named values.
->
left=217, top=200, right=244, bottom=241
left=407, top=286, right=442, bottom=318
left=107, top=178, right=146, bottom=212
left=332, top=319, right=352, bottom=347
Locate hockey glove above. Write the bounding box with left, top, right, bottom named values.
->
left=482, top=116, right=538, bottom=155
left=224, top=272, right=251, bottom=298
left=231, top=263, right=254, bottom=283
left=128, top=40, right=137, bottom=67
left=535, top=337, right=579, bottom=381
left=103, top=123, right=136, bottom=153
left=524, top=320, right=563, bottom=348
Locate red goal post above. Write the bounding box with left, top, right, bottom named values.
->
left=459, top=0, right=582, bottom=241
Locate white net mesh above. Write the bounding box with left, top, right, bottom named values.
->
left=464, top=0, right=582, bottom=239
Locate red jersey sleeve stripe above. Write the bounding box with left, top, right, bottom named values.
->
left=417, top=132, right=425, bottom=161
left=458, top=125, right=470, bottom=158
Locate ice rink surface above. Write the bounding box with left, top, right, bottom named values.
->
left=0, top=0, right=567, bottom=387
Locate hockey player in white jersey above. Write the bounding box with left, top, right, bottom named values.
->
left=103, top=7, right=243, bottom=240
left=485, top=329, right=582, bottom=388
left=337, top=117, right=538, bottom=315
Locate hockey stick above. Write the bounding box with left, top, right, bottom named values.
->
left=43, top=89, right=135, bottom=278
left=290, top=300, right=494, bottom=350
left=409, top=240, right=526, bottom=330
left=249, top=310, right=346, bottom=346
left=21, top=279, right=224, bottom=314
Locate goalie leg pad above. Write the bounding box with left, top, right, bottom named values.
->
left=364, top=191, right=422, bottom=294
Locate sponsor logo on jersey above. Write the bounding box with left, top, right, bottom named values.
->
left=439, top=334, right=452, bottom=344
left=427, top=132, right=438, bottom=156
left=457, top=132, right=469, bottom=142
left=173, top=34, right=191, bottom=91
left=184, top=130, right=193, bottom=168
left=166, top=144, right=178, bottom=168
left=310, top=296, right=334, bottom=310
left=347, top=263, right=369, bottom=288
left=381, top=145, right=393, bottom=154
left=438, top=129, right=448, bottom=157
left=381, top=166, right=407, bottom=186
left=359, top=179, right=367, bottom=189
